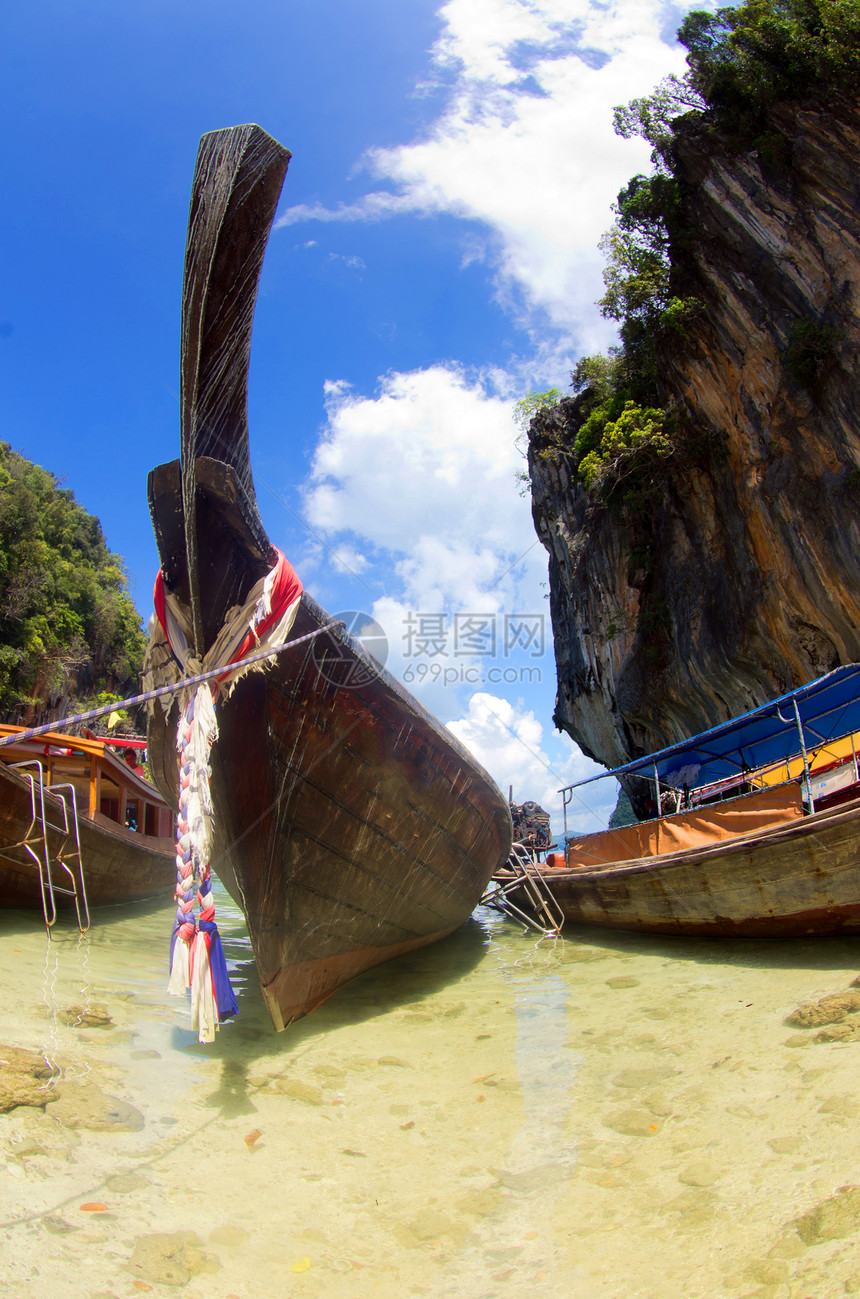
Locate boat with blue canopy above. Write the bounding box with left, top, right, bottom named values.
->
left=568, top=662, right=860, bottom=813
left=504, top=665, right=860, bottom=937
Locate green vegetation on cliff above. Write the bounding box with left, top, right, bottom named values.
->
left=676, top=0, right=860, bottom=138
left=545, top=0, right=860, bottom=497
left=0, top=443, right=146, bottom=722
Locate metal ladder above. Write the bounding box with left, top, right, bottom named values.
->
left=0, top=760, right=90, bottom=934
left=482, top=842, right=565, bottom=935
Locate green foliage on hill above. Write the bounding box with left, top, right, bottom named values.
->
left=678, top=0, right=860, bottom=139
left=514, top=389, right=564, bottom=432
left=608, top=785, right=637, bottom=829
left=0, top=443, right=146, bottom=722
left=551, top=0, right=860, bottom=498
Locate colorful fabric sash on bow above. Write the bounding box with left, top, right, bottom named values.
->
left=157, top=549, right=303, bottom=1042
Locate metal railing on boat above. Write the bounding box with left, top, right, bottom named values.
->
left=0, top=760, right=89, bottom=934
left=481, top=843, right=564, bottom=936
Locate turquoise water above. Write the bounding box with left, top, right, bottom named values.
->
left=3, top=887, right=860, bottom=1296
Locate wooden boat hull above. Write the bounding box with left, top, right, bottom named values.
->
left=530, top=797, right=860, bottom=938
left=0, top=761, right=175, bottom=910
left=148, top=593, right=512, bottom=1028
left=144, top=124, right=512, bottom=1030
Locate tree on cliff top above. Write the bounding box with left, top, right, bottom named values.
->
left=679, top=0, right=860, bottom=129
left=617, top=0, right=860, bottom=161
left=0, top=443, right=146, bottom=724
left=558, top=0, right=860, bottom=498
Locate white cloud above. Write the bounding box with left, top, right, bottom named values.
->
left=299, top=366, right=558, bottom=732
left=276, top=191, right=418, bottom=227
left=304, top=365, right=542, bottom=613
left=288, top=1, right=703, bottom=802
left=328, top=544, right=370, bottom=575
left=278, top=0, right=697, bottom=350
left=327, top=253, right=366, bottom=271
left=446, top=691, right=611, bottom=832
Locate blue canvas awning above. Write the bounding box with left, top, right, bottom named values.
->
left=563, top=664, right=860, bottom=793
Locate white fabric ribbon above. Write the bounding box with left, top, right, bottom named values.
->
left=190, top=932, right=217, bottom=1044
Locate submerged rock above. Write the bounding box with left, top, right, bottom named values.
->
left=787, top=991, right=860, bottom=1027
left=795, top=1186, right=860, bottom=1245
left=59, top=1004, right=113, bottom=1029
left=45, top=1081, right=144, bottom=1131
left=41, top=1214, right=78, bottom=1235
left=602, top=1108, right=661, bottom=1137
left=266, top=1077, right=324, bottom=1105
left=612, top=1066, right=676, bottom=1089
left=815, top=1023, right=860, bottom=1042
left=105, top=1172, right=151, bottom=1192
left=126, top=1231, right=216, bottom=1286
left=0, top=1044, right=52, bottom=1111
left=679, top=1161, right=720, bottom=1188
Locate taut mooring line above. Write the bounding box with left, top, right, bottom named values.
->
left=0, top=621, right=345, bottom=749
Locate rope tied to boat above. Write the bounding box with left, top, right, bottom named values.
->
left=0, top=621, right=344, bottom=750
left=0, top=566, right=341, bottom=1040
left=166, top=684, right=235, bottom=1041
left=158, top=550, right=304, bottom=1042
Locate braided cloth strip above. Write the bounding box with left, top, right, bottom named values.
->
left=166, top=687, right=236, bottom=1041
left=158, top=549, right=303, bottom=1042
left=0, top=616, right=340, bottom=1034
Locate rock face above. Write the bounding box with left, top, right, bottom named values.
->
left=529, top=93, right=860, bottom=773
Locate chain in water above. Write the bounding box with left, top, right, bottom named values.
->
left=66, top=930, right=92, bottom=1083
left=38, top=931, right=63, bottom=1093
left=36, top=927, right=94, bottom=1092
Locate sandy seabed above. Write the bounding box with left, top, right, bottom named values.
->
left=3, top=891, right=860, bottom=1298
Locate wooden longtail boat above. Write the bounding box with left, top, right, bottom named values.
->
left=501, top=665, right=860, bottom=938
left=143, top=124, right=512, bottom=1031
left=0, top=726, right=174, bottom=918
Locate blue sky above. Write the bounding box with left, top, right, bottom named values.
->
left=2, top=0, right=702, bottom=832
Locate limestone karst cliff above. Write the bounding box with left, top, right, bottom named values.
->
left=529, top=93, right=860, bottom=776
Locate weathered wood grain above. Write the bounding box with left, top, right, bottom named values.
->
left=146, top=124, right=512, bottom=1029
left=0, top=762, right=174, bottom=910
left=180, top=124, right=289, bottom=657
left=522, top=796, right=860, bottom=938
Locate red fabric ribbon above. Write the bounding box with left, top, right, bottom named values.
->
left=153, top=548, right=303, bottom=675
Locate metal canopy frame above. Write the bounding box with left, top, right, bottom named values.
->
left=560, top=664, right=860, bottom=838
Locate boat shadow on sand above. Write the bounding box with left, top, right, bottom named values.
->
left=189, top=916, right=860, bottom=1119
left=185, top=910, right=483, bottom=1024
left=183, top=916, right=493, bottom=1118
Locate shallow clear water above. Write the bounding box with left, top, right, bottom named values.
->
left=3, top=885, right=860, bottom=1297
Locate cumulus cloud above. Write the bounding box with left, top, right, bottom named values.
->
left=446, top=691, right=613, bottom=831
left=304, top=364, right=542, bottom=613
left=288, top=1, right=702, bottom=801
left=278, top=0, right=696, bottom=348
left=327, top=544, right=370, bottom=575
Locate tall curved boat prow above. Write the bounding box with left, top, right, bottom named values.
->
left=144, top=124, right=512, bottom=1031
